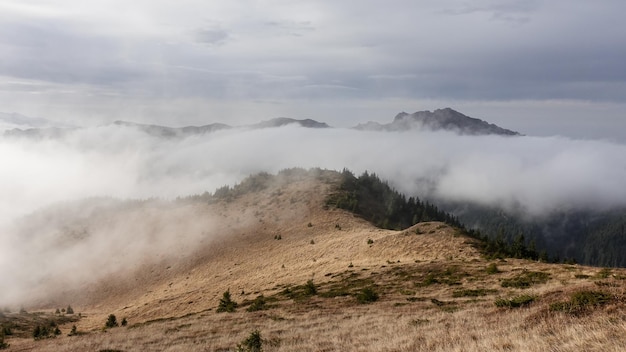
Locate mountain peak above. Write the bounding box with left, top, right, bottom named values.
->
left=363, top=108, right=520, bottom=136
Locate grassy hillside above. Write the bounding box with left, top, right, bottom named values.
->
left=3, top=169, right=626, bottom=351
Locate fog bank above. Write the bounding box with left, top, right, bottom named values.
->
left=2, top=124, right=626, bottom=306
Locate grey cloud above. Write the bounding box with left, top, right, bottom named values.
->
left=195, top=28, right=229, bottom=45
left=439, top=0, right=538, bottom=24
left=1, top=1, right=626, bottom=129
left=0, top=19, right=149, bottom=86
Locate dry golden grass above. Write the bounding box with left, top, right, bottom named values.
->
left=5, top=173, right=626, bottom=351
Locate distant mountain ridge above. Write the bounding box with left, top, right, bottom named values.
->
left=354, top=108, right=520, bottom=136
left=2, top=108, right=519, bottom=138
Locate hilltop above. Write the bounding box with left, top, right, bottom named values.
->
left=354, top=108, right=520, bottom=135
left=2, top=169, right=625, bottom=351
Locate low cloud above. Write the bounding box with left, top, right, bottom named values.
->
left=1, top=124, right=626, bottom=306
left=2, top=124, right=626, bottom=221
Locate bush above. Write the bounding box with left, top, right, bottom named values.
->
left=121, top=317, right=128, bottom=327
left=105, top=314, right=119, bottom=328
left=304, top=280, right=317, bottom=295
left=452, top=288, right=497, bottom=297
left=217, top=290, right=238, bottom=313
left=486, top=263, right=500, bottom=275
left=367, top=239, right=374, bottom=245
left=494, top=295, right=536, bottom=308
left=550, top=290, right=612, bottom=314
left=356, top=287, right=379, bottom=304
left=236, top=330, right=263, bottom=352
left=501, top=271, right=549, bottom=288
left=66, top=305, right=74, bottom=315
left=33, top=325, right=50, bottom=340
left=247, top=296, right=267, bottom=312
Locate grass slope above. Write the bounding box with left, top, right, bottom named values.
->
left=4, top=169, right=626, bottom=351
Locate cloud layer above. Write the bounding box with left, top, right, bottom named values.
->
left=2, top=125, right=626, bottom=306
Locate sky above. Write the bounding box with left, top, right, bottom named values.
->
left=1, top=0, right=626, bottom=140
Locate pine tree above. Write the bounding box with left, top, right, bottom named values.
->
left=105, top=314, right=118, bottom=328
left=217, top=290, right=238, bottom=313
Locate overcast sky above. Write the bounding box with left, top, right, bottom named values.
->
left=1, top=0, right=625, bottom=140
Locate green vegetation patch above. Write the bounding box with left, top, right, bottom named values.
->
left=244, top=295, right=271, bottom=312
left=494, top=295, right=536, bottom=308
left=356, top=287, right=380, bottom=304
left=236, top=330, right=263, bottom=352
left=452, top=288, right=498, bottom=298
left=500, top=271, right=549, bottom=288
left=319, top=276, right=375, bottom=299
left=485, top=263, right=500, bottom=275
left=416, top=266, right=468, bottom=287
left=282, top=280, right=318, bottom=301
left=550, top=290, right=613, bottom=315
left=217, top=291, right=238, bottom=312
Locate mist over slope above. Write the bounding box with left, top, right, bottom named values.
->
left=2, top=109, right=626, bottom=306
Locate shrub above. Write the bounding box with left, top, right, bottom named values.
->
left=416, top=273, right=439, bottom=287
left=307, top=222, right=313, bottom=227
left=356, top=287, right=379, bottom=304
left=236, top=330, right=263, bottom=352
left=304, top=280, right=317, bottom=295
left=217, top=290, right=238, bottom=313
left=121, top=318, right=128, bottom=327
left=33, top=325, right=50, bottom=340
left=501, top=271, right=549, bottom=288
left=453, top=288, right=497, bottom=297
left=486, top=263, right=500, bottom=275
left=68, top=325, right=77, bottom=336
left=494, top=295, right=536, bottom=308
left=105, top=314, right=119, bottom=328
left=550, top=290, right=612, bottom=315
left=66, top=305, right=74, bottom=314
left=367, top=239, right=374, bottom=245
left=247, top=296, right=267, bottom=312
